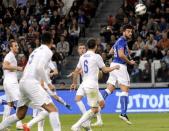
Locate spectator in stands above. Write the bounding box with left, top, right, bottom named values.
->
left=57, top=35, right=70, bottom=57
left=78, top=9, right=86, bottom=37
left=146, top=34, right=157, bottom=50
left=141, top=62, right=151, bottom=82
left=19, top=20, right=28, bottom=36
left=156, top=61, right=169, bottom=82
left=9, top=20, right=19, bottom=38
left=50, top=10, right=61, bottom=26
left=130, top=63, right=142, bottom=83
left=141, top=45, right=153, bottom=61
left=156, top=31, right=169, bottom=50
left=115, top=8, right=125, bottom=25
left=159, top=17, right=169, bottom=32
left=68, top=18, right=80, bottom=54
left=162, top=50, right=169, bottom=67
left=39, top=12, right=50, bottom=30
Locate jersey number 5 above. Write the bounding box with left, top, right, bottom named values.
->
left=84, top=60, right=88, bottom=73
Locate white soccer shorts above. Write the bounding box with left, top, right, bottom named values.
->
left=3, top=82, right=20, bottom=102
left=107, top=62, right=130, bottom=87
left=18, top=79, right=52, bottom=108
left=76, top=85, right=104, bottom=102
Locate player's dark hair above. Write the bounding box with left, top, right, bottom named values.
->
left=87, top=38, right=96, bottom=49
left=122, top=24, right=133, bottom=31
left=78, top=42, right=86, bottom=47
left=8, top=39, right=16, bottom=48
left=41, top=32, right=53, bottom=45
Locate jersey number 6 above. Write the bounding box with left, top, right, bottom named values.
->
left=84, top=60, right=88, bottom=73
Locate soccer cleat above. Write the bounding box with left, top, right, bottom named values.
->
left=119, top=114, right=132, bottom=125
left=65, top=104, right=72, bottom=110
left=91, top=121, right=103, bottom=127
left=23, top=123, right=30, bottom=131
left=71, top=125, right=80, bottom=131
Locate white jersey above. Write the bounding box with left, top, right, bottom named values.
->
left=3, top=51, right=18, bottom=83
left=77, top=50, right=105, bottom=88
left=21, top=45, right=52, bottom=84
left=47, top=61, right=56, bottom=74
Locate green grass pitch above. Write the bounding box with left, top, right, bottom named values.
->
left=2, top=113, right=169, bottom=131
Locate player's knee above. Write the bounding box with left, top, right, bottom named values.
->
left=75, top=96, right=82, bottom=102
left=91, top=107, right=99, bottom=114
left=99, top=100, right=105, bottom=109
left=42, top=103, right=58, bottom=113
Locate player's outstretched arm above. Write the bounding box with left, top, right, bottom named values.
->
left=101, top=65, right=120, bottom=73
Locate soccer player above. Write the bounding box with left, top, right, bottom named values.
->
left=71, top=38, right=120, bottom=131
left=69, top=43, right=104, bottom=127
left=102, top=24, right=135, bottom=124
left=27, top=60, right=71, bottom=131
left=2, top=40, right=23, bottom=130
left=0, top=32, right=61, bottom=131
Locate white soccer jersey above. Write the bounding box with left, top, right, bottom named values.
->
left=3, top=51, right=18, bottom=83
left=77, top=50, right=105, bottom=88
left=22, top=45, right=52, bottom=84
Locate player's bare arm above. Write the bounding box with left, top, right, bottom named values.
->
left=3, top=61, right=23, bottom=71
left=70, top=67, right=81, bottom=90
left=118, top=49, right=135, bottom=65
left=101, top=65, right=120, bottom=73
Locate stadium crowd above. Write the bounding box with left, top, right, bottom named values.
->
left=0, top=0, right=100, bottom=84
left=0, top=0, right=168, bottom=85
left=99, top=0, right=169, bottom=83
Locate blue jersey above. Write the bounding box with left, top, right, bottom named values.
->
left=113, top=36, right=129, bottom=64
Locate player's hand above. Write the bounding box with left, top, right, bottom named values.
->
left=70, top=83, right=77, bottom=91
left=113, top=65, right=120, bottom=70
left=129, top=60, right=136, bottom=65
left=48, top=84, right=55, bottom=92
left=17, top=66, right=23, bottom=71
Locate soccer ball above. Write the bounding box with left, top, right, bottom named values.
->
left=135, top=3, right=147, bottom=15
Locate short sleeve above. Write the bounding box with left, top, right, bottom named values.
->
left=96, top=54, right=105, bottom=68
left=76, top=57, right=82, bottom=69
left=117, top=39, right=125, bottom=50
left=4, top=53, right=12, bottom=63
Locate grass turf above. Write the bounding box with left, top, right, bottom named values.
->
left=3, top=113, right=169, bottom=131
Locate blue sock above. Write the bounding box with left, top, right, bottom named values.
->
left=120, top=93, right=128, bottom=115
left=102, top=90, right=109, bottom=100
left=1, top=99, right=7, bottom=105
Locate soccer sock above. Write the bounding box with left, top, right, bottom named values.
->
left=57, top=96, right=67, bottom=106
left=49, top=112, right=61, bottom=131
left=120, top=92, right=129, bottom=115
left=0, top=114, right=19, bottom=129
left=102, top=88, right=112, bottom=100
left=38, top=119, right=44, bottom=131
left=27, top=110, right=48, bottom=128
left=0, top=99, right=7, bottom=105
left=76, top=101, right=86, bottom=114
left=73, top=109, right=95, bottom=128
left=16, top=120, right=23, bottom=128
left=96, top=108, right=102, bottom=123
left=32, top=109, right=38, bottom=118
left=2, top=105, right=12, bottom=121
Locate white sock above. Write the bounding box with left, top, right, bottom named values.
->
left=27, top=110, right=48, bottom=128
left=73, top=109, right=95, bottom=128
left=105, top=89, right=111, bottom=95
left=76, top=101, right=86, bottom=114
left=96, top=111, right=102, bottom=123
left=2, top=105, right=12, bottom=121
left=38, top=119, right=44, bottom=131
left=57, top=96, right=67, bottom=106
left=0, top=114, right=19, bottom=129
left=32, top=109, right=38, bottom=118
left=49, top=112, right=61, bottom=131
left=16, top=120, right=23, bottom=128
